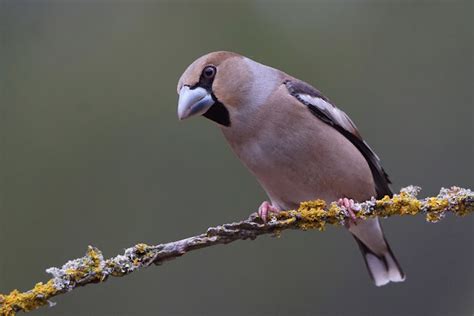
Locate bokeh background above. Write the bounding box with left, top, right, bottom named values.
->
left=1, top=1, right=472, bottom=315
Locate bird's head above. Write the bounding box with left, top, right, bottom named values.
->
left=177, top=51, right=280, bottom=128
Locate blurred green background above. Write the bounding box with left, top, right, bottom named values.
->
left=1, top=1, right=472, bottom=315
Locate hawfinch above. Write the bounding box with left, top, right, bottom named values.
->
left=177, top=51, right=405, bottom=287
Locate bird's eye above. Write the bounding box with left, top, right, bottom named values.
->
left=203, top=66, right=216, bottom=79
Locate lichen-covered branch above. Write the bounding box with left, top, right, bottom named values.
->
left=1, top=186, right=472, bottom=315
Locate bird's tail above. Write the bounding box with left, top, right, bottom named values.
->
left=350, top=218, right=405, bottom=287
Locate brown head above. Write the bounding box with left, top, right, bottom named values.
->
left=177, top=51, right=282, bottom=127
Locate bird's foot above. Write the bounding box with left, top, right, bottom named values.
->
left=337, top=197, right=360, bottom=227
left=258, top=201, right=280, bottom=223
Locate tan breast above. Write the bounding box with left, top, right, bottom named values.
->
left=222, top=84, right=376, bottom=210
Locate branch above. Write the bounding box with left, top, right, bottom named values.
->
left=1, top=186, right=472, bottom=315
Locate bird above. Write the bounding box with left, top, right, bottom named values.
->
left=176, top=51, right=405, bottom=287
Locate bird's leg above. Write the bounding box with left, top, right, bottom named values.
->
left=337, top=197, right=359, bottom=227
left=257, top=201, right=280, bottom=222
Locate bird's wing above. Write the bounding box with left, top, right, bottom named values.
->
left=284, top=79, right=392, bottom=198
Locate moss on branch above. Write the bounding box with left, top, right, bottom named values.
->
left=0, top=186, right=472, bottom=315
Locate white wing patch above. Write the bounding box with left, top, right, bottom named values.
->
left=298, top=93, right=361, bottom=138
left=299, top=94, right=333, bottom=111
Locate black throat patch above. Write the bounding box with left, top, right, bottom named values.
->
left=203, top=97, right=231, bottom=127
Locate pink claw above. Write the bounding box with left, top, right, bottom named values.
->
left=337, top=197, right=358, bottom=227
left=258, top=201, right=279, bottom=222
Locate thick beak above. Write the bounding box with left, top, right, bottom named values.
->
left=177, top=86, right=215, bottom=120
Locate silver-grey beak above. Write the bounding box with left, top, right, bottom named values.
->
left=177, top=86, right=215, bottom=120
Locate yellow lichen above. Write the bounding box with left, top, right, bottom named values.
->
left=426, top=212, right=442, bottom=223
left=278, top=217, right=297, bottom=226
left=425, top=197, right=449, bottom=223
left=63, top=247, right=105, bottom=283
left=453, top=196, right=473, bottom=217
left=296, top=200, right=329, bottom=231
left=0, top=279, right=57, bottom=316
left=87, top=247, right=102, bottom=266
left=277, top=199, right=351, bottom=231
left=87, top=247, right=105, bottom=276
left=135, top=243, right=149, bottom=254
left=65, top=268, right=87, bottom=281
left=327, top=203, right=347, bottom=220
left=376, top=192, right=422, bottom=218
left=133, top=243, right=157, bottom=264
left=426, top=197, right=449, bottom=211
